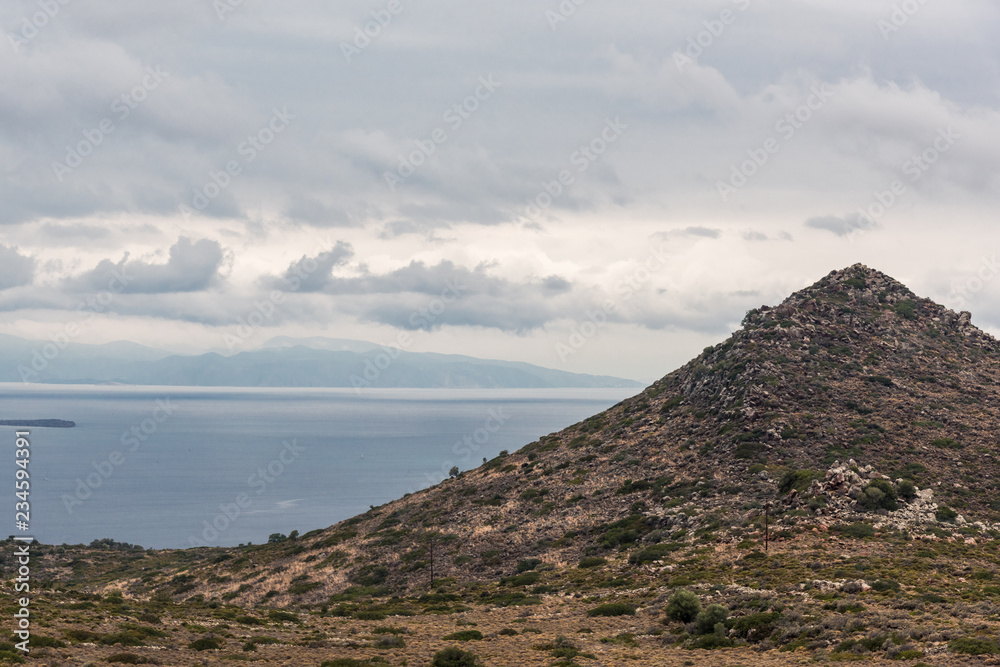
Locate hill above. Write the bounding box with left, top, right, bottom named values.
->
left=6, top=264, right=1000, bottom=665
left=0, top=335, right=641, bottom=388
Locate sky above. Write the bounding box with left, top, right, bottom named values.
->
left=2, top=0, right=999, bottom=382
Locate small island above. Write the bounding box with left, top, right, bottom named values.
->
left=0, top=419, right=75, bottom=428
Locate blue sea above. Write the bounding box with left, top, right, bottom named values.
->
left=0, top=384, right=638, bottom=549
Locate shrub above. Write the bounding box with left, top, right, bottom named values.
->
left=502, top=571, right=540, bottom=587
left=578, top=556, right=606, bottom=568
left=694, top=604, right=729, bottom=635
left=688, top=633, right=734, bottom=649
left=375, top=634, right=406, bottom=648
left=629, top=543, right=678, bottom=565
left=857, top=479, right=897, bottom=511
left=587, top=602, right=636, bottom=617
left=893, top=300, right=917, bottom=320
left=443, top=630, right=484, bottom=641
left=897, top=479, right=917, bottom=500
left=30, top=636, right=66, bottom=648
left=352, top=565, right=389, bottom=587
left=936, top=506, right=959, bottom=522
left=949, top=637, right=999, bottom=655
left=731, top=611, right=782, bottom=641
left=431, top=646, right=481, bottom=667
left=498, top=628, right=518, bottom=636
left=268, top=610, right=300, bottom=623
left=778, top=469, right=823, bottom=494
left=870, top=579, right=901, bottom=593
left=665, top=589, right=702, bottom=623
left=187, top=637, right=222, bottom=651
left=832, top=522, right=875, bottom=538
left=517, top=558, right=543, bottom=572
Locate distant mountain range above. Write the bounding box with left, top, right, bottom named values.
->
left=0, top=334, right=642, bottom=389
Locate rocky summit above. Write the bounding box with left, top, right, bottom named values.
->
left=6, top=263, right=1000, bottom=666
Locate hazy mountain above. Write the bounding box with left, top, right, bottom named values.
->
left=0, top=333, right=641, bottom=388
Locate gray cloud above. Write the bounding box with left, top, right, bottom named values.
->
left=0, top=245, right=35, bottom=290
left=275, top=242, right=355, bottom=292
left=70, top=237, right=226, bottom=294
left=805, top=213, right=878, bottom=237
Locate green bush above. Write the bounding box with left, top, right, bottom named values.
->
left=268, top=610, right=300, bottom=623
left=432, top=646, right=481, bottom=667
left=693, top=604, right=729, bottom=635
left=351, top=564, right=389, bottom=587
left=443, top=630, right=484, bottom=641
left=187, top=637, right=223, bottom=651
left=517, top=558, right=543, bottom=572
left=857, top=479, right=897, bottom=511
left=578, top=556, right=606, bottom=568
left=587, top=602, right=636, bottom=617
left=629, top=543, right=678, bottom=565
left=665, top=589, right=702, bottom=623
left=936, top=506, right=959, bottom=522
left=893, top=299, right=917, bottom=320
left=688, top=633, right=734, bottom=649
left=897, top=479, right=917, bottom=500
left=832, top=522, right=875, bottom=538
left=502, top=571, right=540, bottom=587
left=949, top=637, right=999, bottom=655
left=778, top=469, right=822, bottom=494
left=731, top=611, right=782, bottom=641
left=30, top=636, right=66, bottom=648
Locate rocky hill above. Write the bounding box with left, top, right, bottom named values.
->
left=6, top=263, right=1000, bottom=665
left=230, top=263, right=999, bottom=601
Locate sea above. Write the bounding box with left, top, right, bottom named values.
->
left=0, top=384, right=638, bottom=550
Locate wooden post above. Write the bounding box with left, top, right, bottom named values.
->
left=764, top=502, right=771, bottom=552
left=428, top=536, right=435, bottom=591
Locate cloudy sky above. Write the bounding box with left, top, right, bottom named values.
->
left=2, top=0, right=999, bottom=381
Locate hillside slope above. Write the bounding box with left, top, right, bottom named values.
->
left=133, top=264, right=1000, bottom=604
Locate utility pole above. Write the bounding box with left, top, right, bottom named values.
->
left=764, top=502, right=771, bottom=552
left=428, top=535, right=435, bottom=591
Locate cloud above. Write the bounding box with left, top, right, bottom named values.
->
left=0, top=245, right=35, bottom=290
left=275, top=241, right=355, bottom=292
left=70, top=237, right=226, bottom=293
left=804, top=213, right=879, bottom=237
